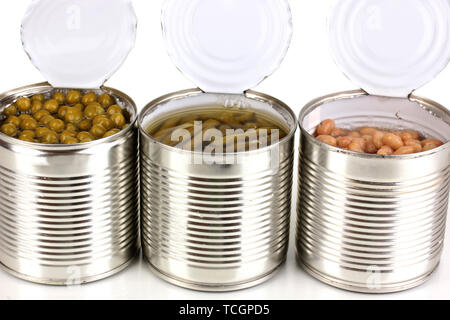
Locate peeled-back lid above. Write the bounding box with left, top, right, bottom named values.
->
left=329, top=0, right=450, bottom=98
left=161, top=0, right=293, bottom=94
left=21, top=0, right=137, bottom=89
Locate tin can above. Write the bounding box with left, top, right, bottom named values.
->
left=296, top=90, right=450, bottom=293
left=0, top=82, right=140, bottom=285
left=139, top=89, right=297, bottom=291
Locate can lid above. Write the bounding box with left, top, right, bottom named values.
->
left=21, top=0, right=137, bottom=89
left=329, top=0, right=450, bottom=98
left=161, top=0, right=292, bottom=94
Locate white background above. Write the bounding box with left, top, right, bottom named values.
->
left=0, top=0, right=449, bottom=300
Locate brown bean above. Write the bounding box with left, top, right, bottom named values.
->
left=382, top=133, right=404, bottom=150
left=360, top=127, right=378, bottom=135
left=348, top=131, right=361, bottom=138
left=348, top=142, right=364, bottom=153
left=352, top=137, right=366, bottom=149
left=330, top=128, right=348, bottom=137
left=365, top=142, right=378, bottom=154
left=394, top=146, right=416, bottom=155
left=337, top=136, right=352, bottom=149
left=421, top=139, right=443, bottom=147
left=372, top=131, right=385, bottom=149
left=400, top=130, right=420, bottom=141
left=377, top=146, right=394, bottom=156
left=404, top=139, right=422, bottom=153
left=422, top=142, right=439, bottom=151
left=316, top=135, right=337, bottom=147
left=316, top=119, right=335, bottom=136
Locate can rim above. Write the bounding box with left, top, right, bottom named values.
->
left=298, top=89, right=450, bottom=160
left=138, top=88, right=298, bottom=156
left=0, top=82, right=138, bottom=151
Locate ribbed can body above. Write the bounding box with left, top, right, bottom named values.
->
left=296, top=91, right=450, bottom=293
left=139, top=89, right=296, bottom=291
left=0, top=83, right=140, bottom=285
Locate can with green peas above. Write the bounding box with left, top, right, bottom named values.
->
left=0, top=0, right=139, bottom=285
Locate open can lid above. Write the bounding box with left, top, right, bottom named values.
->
left=329, top=0, right=450, bottom=98
left=161, top=0, right=292, bottom=94
left=21, top=0, right=137, bottom=89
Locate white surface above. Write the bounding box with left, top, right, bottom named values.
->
left=329, top=0, right=450, bottom=98
left=21, top=0, right=137, bottom=89
left=0, top=0, right=449, bottom=300
left=162, top=0, right=292, bottom=94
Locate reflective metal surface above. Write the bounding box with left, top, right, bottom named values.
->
left=139, top=89, right=297, bottom=292
left=296, top=90, right=450, bottom=293
left=0, top=82, right=140, bottom=285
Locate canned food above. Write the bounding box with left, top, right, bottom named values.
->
left=0, top=0, right=139, bottom=284
left=296, top=91, right=450, bottom=293
left=0, top=82, right=140, bottom=285
left=139, top=89, right=297, bottom=291
left=141, top=0, right=295, bottom=291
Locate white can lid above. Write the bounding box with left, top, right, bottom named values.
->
left=21, top=0, right=137, bottom=89
left=329, top=0, right=450, bottom=98
left=161, top=0, right=292, bottom=94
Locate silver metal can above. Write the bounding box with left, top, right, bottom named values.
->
left=139, top=89, right=297, bottom=291
left=0, top=82, right=140, bottom=285
left=296, top=90, right=450, bottom=293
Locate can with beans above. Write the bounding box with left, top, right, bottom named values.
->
left=297, top=0, right=450, bottom=293
left=0, top=0, right=139, bottom=285
left=140, top=0, right=296, bottom=291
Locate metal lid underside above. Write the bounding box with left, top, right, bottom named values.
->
left=21, top=0, right=137, bottom=89
left=162, top=0, right=293, bottom=94
left=329, top=0, right=450, bottom=98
